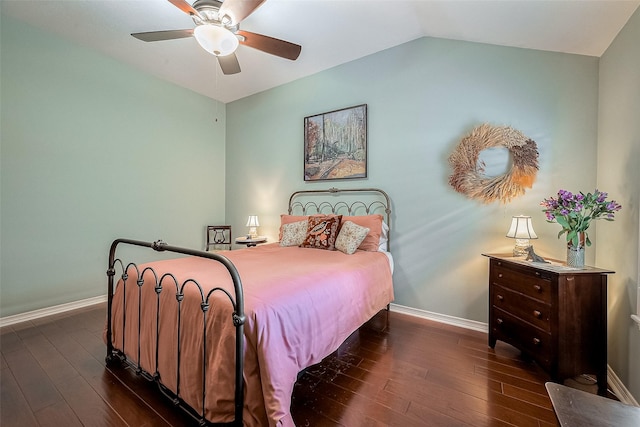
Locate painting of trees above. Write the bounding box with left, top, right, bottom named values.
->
left=304, top=104, right=367, bottom=181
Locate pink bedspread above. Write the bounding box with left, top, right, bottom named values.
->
left=109, top=243, right=394, bottom=426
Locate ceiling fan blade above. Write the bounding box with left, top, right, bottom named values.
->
left=219, top=0, right=266, bottom=25
left=168, top=0, right=203, bottom=19
left=131, top=29, right=194, bottom=42
left=237, top=30, right=301, bottom=60
left=217, top=53, right=241, bottom=75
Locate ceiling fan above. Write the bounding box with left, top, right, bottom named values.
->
left=131, top=0, right=302, bottom=75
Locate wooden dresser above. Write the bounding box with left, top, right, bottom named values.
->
left=483, top=254, right=613, bottom=394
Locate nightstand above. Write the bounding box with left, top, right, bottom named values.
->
left=235, top=236, right=267, bottom=247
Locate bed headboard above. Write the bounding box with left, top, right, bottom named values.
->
left=288, top=187, right=392, bottom=250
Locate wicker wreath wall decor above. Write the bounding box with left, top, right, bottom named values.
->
left=448, top=124, right=539, bottom=204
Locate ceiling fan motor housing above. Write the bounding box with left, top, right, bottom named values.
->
left=192, top=0, right=235, bottom=28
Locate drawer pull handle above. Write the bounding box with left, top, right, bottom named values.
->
left=533, top=285, right=542, bottom=292
left=533, top=338, right=541, bottom=345
left=498, top=273, right=503, bottom=278
left=533, top=310, right=542, bottom=318
left=497, top=295, right=504, bottom=301
left=496, top=318, right=503, bottom=325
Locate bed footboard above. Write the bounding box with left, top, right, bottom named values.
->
left=105, top=238, right=245, bottom=427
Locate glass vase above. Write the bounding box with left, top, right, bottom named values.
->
left=566, top=232, right=586, bottom=268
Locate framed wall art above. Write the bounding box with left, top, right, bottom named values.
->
left=304, top=104, right=367, bottom=181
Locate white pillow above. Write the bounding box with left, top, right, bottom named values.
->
left=378, top=221, right=390, bottom=252
left=280, top=220, right=308, bottom=246
left=335, top=221, right=370, bottom=255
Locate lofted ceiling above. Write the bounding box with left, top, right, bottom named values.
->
left=2, top=0, right=639, bottom=103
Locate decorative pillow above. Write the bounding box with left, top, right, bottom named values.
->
left=279, top=214, right=309, bottom=240
left=340, top=214, right=384, bottom=251
left=335, top=221, right=370, bottom=255
left=300, top=215, right=343, bottom=251
left=279, top=220, right=308, bottom=247
left=279, top=213, right=340, bottom=240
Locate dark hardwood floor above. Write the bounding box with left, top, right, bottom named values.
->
left=0, top=303, right=610, bottom=426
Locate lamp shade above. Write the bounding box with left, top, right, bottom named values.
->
left=193, top=24, right=239, bottom=56
left=246, top=215, right=259, bottom=227
left=506, top=215, right=538, bottom=239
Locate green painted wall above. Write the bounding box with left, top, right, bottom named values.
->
left=598, top=6, right=640, bottom=401
left=226, top=36, right=599, bottom=323
left=0, top=13, right=226, bottom=316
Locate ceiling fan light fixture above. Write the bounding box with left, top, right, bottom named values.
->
left=194, top=24, right=238, bottom=56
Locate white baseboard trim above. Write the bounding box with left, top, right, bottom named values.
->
left=0, top=295, right=107, bottom=328
left=389, top=303, right=638, bottom=406
left=389, top=303, right=489, bottom=333
left=608, top=364, right=640, bottom=406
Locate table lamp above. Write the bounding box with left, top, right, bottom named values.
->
left=246, top=215, right=259, bottom=238
left=506, top=215, right=537, bottom=257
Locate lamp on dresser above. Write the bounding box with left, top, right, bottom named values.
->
left=506, top=215, right=537, bottom=257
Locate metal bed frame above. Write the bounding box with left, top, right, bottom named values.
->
left=104, top=188, right=391, bottom=426
left=105, top=239, right=245, bottom=426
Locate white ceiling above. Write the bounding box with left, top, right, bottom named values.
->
left=3, top=0, right=639, bottom=103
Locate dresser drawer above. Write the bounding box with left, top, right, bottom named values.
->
left=492, top=307, right=552, bottom=369
left=490, top=261, right=553, bottom=303
left=492, top=284, right=551, bottom=332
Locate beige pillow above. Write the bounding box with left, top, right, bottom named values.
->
left=335, top=221, right=370, bottom=255
left=280, top=220, right=308, bottom=246
left=340, top=214, right=384, bottom=251
left=279, top=214, right=309, bottom=240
